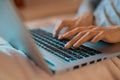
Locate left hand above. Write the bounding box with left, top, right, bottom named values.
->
left=59, top=26, right=120, bottom=48
left=53, top=12, right=94, bottom=38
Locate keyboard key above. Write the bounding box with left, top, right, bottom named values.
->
left=30, top=29, right=102, bottom=62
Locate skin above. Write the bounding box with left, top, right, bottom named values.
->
left=53, top=12, right=93, bottom=38
left=53, top=13, right=120, bottom=49
left=61, top=26, right=120, bottom=48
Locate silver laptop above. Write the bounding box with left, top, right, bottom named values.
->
left=1, top=0, right=120, bottom=75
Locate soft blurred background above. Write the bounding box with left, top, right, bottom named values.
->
left=14, top=0, right=82, bottom=27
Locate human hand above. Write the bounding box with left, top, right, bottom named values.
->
left=53, top=12, right=94, bottom=38
left=60, top=26, right=120, bottom=48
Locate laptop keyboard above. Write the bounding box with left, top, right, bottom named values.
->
left=30, top=29, right=101, bottom=62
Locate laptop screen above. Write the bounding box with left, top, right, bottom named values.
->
left=0, top=0, right=51, bottom=74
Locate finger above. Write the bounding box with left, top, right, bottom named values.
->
left=58, top=27, right=81, bottom=40
left=65, top=31, right=87, bottom=49
left=53, top=21, right=65, bottom=37
left=53, top=19, right=75, bottom=37
left=73, top=31, right=98, bottom=48
left=91, top=31, right=105, bottom=43
left=59, top=26, right=94, bottom=40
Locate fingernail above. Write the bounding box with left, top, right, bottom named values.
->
left=65, top=43, right=70, bottom=49
left=58, top=36, right=63, bottom=40
left=91, top=41, right=94, bottom=43
left=73, top=44, right=78, bottom=48
left=90, top=40, right=95, bottom=43
left=53, top=35, right=55, bottom=37
left=53, top=33, right=56, bottom=37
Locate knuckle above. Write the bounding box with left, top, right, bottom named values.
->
left=102, top=31, right=106, bottom=34
left=92, top=27, right=99, bottom=30
left=80, top=31, right=86, bottom=34
left=88, top=25, right=95, bottom=28
left=61, top=19, right=68, bottom=24
left=65, top=32, right=71, bottom=35
left=99, top=31, right=105, bottom=35
left=89, top=25, right=94, bottom=27
left=87, top=30, right=94, bottom=35
left=70, top=31, right=75, bottom=34
left=57, top=20, right=65, bottom=25
left=69, top=41, right=73, bottom=44
left=75, top=27, right=80, bottom=30
left=78, top=32, right=84, bottom=35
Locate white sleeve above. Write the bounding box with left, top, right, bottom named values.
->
left=77, top=0, right=94, bottom=16
left=77, top=0, right=101, bottom=16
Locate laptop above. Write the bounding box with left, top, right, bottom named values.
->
left=1, top=0, right=120, bottom=75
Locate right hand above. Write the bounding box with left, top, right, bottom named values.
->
left=53, top=12, right=94, bottom=39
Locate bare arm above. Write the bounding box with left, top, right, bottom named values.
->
left=53, top=0, right=101, bottom=37
left=60, top=26, right=120, bottom=48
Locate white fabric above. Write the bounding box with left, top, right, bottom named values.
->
left=94, top=0, right=120, bottom=26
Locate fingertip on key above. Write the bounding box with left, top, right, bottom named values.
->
left=65, top=43, right=71, bottom=49
left=73, top=44, right=79, bottom=48
left=58, top=36, right=63, bottom=40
